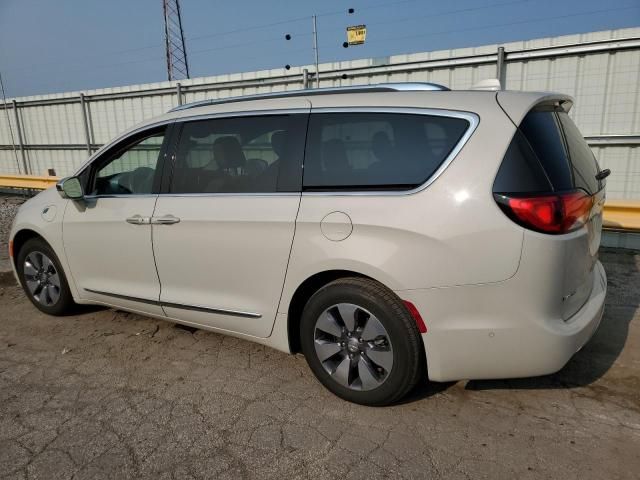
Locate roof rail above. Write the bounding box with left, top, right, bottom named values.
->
left=169, top=82, right=449, bottom=112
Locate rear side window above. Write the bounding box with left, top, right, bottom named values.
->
left=303, top=113, right=470, bottom=190
left=494, top=108, right=601, bottom=195
left=170, top=114, right=306, bottom=194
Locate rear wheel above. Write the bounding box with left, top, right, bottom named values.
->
left=16, top=237, right=76, bottom=316
left=300, top=277, right=424, bottom=406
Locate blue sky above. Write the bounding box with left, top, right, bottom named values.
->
left=0, top=0, right=638, bottom=97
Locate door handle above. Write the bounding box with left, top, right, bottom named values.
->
left=126, top=215, right=150, bottom=225
left=151, top=214, right=181, bottom=225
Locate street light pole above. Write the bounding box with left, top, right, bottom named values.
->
left=312, top=15, right=320, bottom=88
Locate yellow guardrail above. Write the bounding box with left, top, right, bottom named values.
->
left=602, top=200, right=640, bottom=232
left=1, top=174, right=639, bottom=231
left=0, top=174, right=59, bottom=190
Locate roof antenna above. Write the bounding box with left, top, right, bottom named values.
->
left=471, top=79, right=501, bottom=91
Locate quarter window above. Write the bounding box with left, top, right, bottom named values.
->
left=170, top=115, right=306, bottom=194
left=557, top=112, right=601, bottom=194
left=93, top=129, right=165, bottom=195
left=518, top=110, right=573, bottom=192
left=494, top=108, right=603, bottom=196
left=303, top=113, right=470, bottom=190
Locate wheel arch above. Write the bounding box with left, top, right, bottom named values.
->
left=11, top=228, right=46, bottom=269
left=286, top=269, right=382, bottom=353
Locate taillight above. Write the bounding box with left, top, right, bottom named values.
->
left=494, top=190, right=593, bottom=234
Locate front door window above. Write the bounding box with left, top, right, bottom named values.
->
left=93, top=131, right=165, bottom=196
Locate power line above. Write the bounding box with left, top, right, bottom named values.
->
left=341, top=0, right=532, bottom=32
left=0, top=0, right=528, bottom=73
left=282, top=0, right=533, bottom=47
left=188, top=5, right=640, bottom=77
left=4, top=14, right=316, bottom=73
left=2, top=2, right=636, bottom=91
left=353, top=4, right=640, bottom=49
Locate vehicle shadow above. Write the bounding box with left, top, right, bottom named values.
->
left=465, top=247, right=639, bottom=392
left=0, top=271, right=106, bottom=315
left=399, top=379, right=455, bottom=404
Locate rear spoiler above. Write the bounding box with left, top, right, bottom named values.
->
left=496, top=91, right=574, bottom=127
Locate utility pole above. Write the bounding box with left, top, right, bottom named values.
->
left=312, top=15, right=320, bottom=88
left=163, top=0, right=190, bottom=81
left=0, top=72, right=21, bottom=174
left=287, top=10, right=356, bottom=88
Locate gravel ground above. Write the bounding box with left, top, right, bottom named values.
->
left=1, top=196, right=639, bottom=479
left=0, top=195, right=25, bottom=273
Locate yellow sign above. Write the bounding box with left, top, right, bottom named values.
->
left=347, top=25, right=367, bottom=45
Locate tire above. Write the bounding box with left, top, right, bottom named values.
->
left=16, top=237, right=76, bottom=316
left=300, top=277, right=424, bottom=406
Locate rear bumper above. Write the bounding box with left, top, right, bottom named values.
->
left=399, top=260, right=606, bottom=382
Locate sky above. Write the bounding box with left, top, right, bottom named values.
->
left=0, top=0, right=639, bottom=98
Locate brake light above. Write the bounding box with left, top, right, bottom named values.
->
left=494, top=191, right=593, bottom=234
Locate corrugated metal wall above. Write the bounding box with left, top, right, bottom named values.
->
left=1, top=27, right=639, bottom=199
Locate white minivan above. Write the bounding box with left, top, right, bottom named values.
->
left=9, top=83, right=608, bottom=405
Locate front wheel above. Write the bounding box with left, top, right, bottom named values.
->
left=16, top=237, right=76, bottom=316
left=300, top=277, right=424, bottom=406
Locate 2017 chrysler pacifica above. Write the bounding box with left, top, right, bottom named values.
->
left=9, top=83, right=608, bottom=405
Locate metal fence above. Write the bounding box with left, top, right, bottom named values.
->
left=1, top=27, right=639, bottom=199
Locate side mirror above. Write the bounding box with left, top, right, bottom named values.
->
left=56, top=176, right=84, bottom=200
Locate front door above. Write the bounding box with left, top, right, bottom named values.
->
left=152, top=111, right=308, bottom=337
left=63, top=126, right=170, bottom=316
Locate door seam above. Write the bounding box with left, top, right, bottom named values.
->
left=269, top=104, right=310, bottom=336
left=149, top=194, right=166, bottom=316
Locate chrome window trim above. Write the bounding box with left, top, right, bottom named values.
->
left=173, top=107, right=310, bottom=124
left=77, top=107, right=477, bottom=198
left=82, top=194, right=159, bottom=200
left=157, top=192, right=300, bottom=198
left=301, top=107, right=480, bottom=197
left=84, top=193, right=300, bottom=199
left=84, top=288, right=261, bottom=318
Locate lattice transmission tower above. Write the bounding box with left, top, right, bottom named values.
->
left=163, top=0, right=190, bottom=81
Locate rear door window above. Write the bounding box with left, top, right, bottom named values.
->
left=169, top=114, right=306, bottom=194
left=303, top=112, right=470, bottom=190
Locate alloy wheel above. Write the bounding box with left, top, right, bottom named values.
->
left=313, top=303, right=394, bottom=391
left=23, top=251, right=61, bottom=307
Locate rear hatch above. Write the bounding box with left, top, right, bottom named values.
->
left=493, top=100, right=607, bottom=320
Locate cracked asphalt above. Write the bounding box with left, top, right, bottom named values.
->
left=1, top=200, right=639, bottom=479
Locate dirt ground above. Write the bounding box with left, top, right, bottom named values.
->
left=0, top=200, right=639, bottom=479
left=0, top=196, right=23, bottom=273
